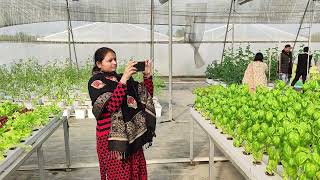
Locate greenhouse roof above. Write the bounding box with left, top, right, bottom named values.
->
left=0, top=0, right=320, bottom=28
left=37, top=22, right=183, bottom=42
left=202, top=24, right=310, bottom=42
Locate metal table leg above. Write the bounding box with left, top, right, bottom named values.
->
left=37, top=145, right=45, bottom=180
left=209, top=137, right=215, bottom=180
left=63, top=119, right=71, bottom=171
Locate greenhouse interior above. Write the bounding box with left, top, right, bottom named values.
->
left=1, top=0, right=320, bottom=179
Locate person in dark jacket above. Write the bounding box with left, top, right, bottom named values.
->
left=291, top=46, right=312, bottom=86
left=279, top=44, right=293, bottom=84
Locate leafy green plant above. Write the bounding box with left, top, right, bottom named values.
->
left=206, top=45, right=288, bottom=84
left=206, top=45, right=253, bottom=84
left=314, top=50, right=320, bottom=65
left=0, top=32, right=39, bottom=42
left=264, top=47, right=279, bottom=81
left=0, top=57, right=164, bottom=106
left=0, top=102, right=61, bottom=160
left=194, top=80, right=320, bottom=178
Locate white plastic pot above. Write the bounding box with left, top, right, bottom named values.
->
left=4, top=95, right=13, bottom=100
left=72, top=101, right=79, bottom=110
left=43, top=100, right=54, bottom=106
left=66, top=105, right=75, bottom=114
left=152, top=96, right=159, bottom=105
left=220, top=82, right=227, bottom=87
left=63, top=108, right=71, bottom=119
left=155, top=103, right=162, bottom=118
left=58, top=101, right=66, bottom=108
left=84, top=100, right=92, bottom=107
left=75, top=107, right=87, bottom=119
left=87, top=108, right=95, bottom=119
left=206, top=78, right=214, bottom=84
left=24, top=102, right=34, bottom=110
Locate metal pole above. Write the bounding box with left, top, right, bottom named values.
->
left=69, top=21, right=79, bottom=72
left=37, top=145, right=45, bottom=180
left=231, top=0, right=235, bottom=54
left=168, top=0, right=173, bottom=121
left=190, top=117, right=194, bottom=164
left=63, top=119, right=71, bottom=170
left=278, top=41, right=281, bottom=79
left=221, top=0, right=234, bottom=63
left=209, top=137, right=215, bottom=180
left=293, top=0, right=311, bottom=52
left=67, top=0, right=79, bottom=72
left=268, top=49, right=272, bottom=81
left=307, top=0, right=314, bottom=79
left=66, top=0, right=72, bottom=67
left=150, top=0, right=155, bottom=73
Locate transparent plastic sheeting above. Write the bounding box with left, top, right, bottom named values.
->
left=0, top=0, right=320, bottom=28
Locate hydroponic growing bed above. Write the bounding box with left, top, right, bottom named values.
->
left=192, top=80, right=320, bottom=180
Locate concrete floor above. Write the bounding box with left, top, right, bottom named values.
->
left=5, top=82, right=245, bottom=180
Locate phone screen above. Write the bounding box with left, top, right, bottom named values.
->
left=134, top=62, right=145, bottom=72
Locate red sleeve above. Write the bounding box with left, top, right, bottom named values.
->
left=143, top=76, right=154, bottom=97
left=106, top=82, right=127, bottom=113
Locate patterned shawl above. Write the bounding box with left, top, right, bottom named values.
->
left=88, top=71, right=156, bottom=159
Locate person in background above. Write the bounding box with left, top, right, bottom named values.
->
left=279, top=44, right=293, bottom=84
left=242, top=52, right=268, bottom=92
left=291, top=46, right=312, bottom=86
left=88, top=47, right=156, bottom=180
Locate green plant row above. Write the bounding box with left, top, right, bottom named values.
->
left=194, top=81, right=320, bottom=179
left=0, top=58, right=165, bottom=105
left=0, top=101, right=61, bottom=161
left=206, top=45, right=320, bottom=85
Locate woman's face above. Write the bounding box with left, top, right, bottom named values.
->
left=97, top=51, right=117, bottom=72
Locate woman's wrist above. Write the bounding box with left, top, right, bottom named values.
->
left=143, top=73, right=152, bottom=78
left=120, top=76, right=128, bottom=84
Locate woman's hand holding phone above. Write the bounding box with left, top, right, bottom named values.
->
left=120, top=61, right=137, bottom=85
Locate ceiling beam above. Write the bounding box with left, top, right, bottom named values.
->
left=238, top=0, right=254, bottom=5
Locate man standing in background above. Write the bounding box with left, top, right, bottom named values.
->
left=279, top=44, right=293, bottom=84
left=291, top=46, right=312, bottom=86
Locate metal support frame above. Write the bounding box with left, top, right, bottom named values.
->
left=190, top=112, right=229, bottom=179
left=238, top=0, right=254, bottom=5
left=189, top=115, right=194, bottom=163
left=307, top=0, right=315, bottom=79
left=37, top=145, right=45, bottom=180
left=63, top=119, right=71, bottom=170
left=0, top=117, right=71, bottom=179
left=292, top=0, right=311, bottom=52
left=231, top=0, right=236, bottom=54
left=277, top=41, right=282, bottom=79
left=150, top=0, right=155, bottom=73
left=168, top=0, right=173, bottom=121
left=221, top=0, right=234, bottom=63
left=66, top=0, right=72, bottom=67
left=292, top=0, right=315, bottom=80
left=66, top=0, right=79, bottom=72
left=190, top=108, right=282, bottom=180
left=268, top=49, right=273, bottom=81
left=209, top=137, right=215, bottom=179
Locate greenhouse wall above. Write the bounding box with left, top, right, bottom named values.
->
left=0, top=42, right=319, bottom=76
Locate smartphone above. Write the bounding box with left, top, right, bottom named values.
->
left=134, top=61, right=145, bottom=72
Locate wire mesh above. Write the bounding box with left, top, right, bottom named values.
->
left=1, top=0, right=320, bottom=28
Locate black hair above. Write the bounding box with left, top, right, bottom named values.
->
left=303, top=46, right=309, bottom=53
left=285, top=44, right=291, bottom=48
left=254, top=52, right=263, bottom=62
left=92, top=47, right=116, bottom=74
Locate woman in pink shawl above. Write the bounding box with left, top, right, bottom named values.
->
left=242, top=52, right=268, bottom=92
